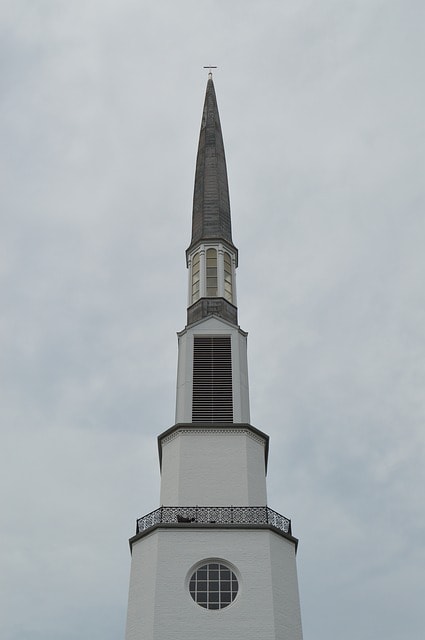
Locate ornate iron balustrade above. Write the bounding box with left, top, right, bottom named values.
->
left=136, top=506, right=291, bottom=536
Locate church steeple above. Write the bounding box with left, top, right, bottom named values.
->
left=187, top=75, right=238, bottom=326
left=124, top=77, right=303, bottom=640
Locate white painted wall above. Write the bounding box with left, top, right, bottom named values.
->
left=125, top=531, right=158, bottom=640
left=125, top=527, right=303, bottom=640
left=270, top=530, right=304, bottom=639
left=159, top=428, right=267, bottom=506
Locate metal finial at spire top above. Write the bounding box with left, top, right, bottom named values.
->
left=203, top=65, right=217, bottom=78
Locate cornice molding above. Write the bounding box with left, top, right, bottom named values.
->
left=157, top=423, right=269, bottom=472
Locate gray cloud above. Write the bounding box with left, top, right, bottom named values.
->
left=1, top=1, right=424, bottom=638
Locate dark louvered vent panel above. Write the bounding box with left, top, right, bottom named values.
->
left=192, top=336, right=233, bottom=423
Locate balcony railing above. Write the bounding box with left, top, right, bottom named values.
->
left=136, top=506, right=291, bottom=536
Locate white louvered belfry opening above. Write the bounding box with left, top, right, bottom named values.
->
left=192, top=336, right=233, bottom=423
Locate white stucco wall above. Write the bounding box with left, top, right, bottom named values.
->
left=125, top=527, right=302, bottom=640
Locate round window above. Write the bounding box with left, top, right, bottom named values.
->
left=189, top=562, right=238, bottom=610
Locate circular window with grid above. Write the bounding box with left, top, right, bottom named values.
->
left=189, top=562, right=238, bottom=609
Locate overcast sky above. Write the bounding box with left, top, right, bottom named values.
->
left=1, top=1, right=424, bottom=639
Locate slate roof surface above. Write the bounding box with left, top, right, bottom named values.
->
left=189, top=77, right=236, bottom=252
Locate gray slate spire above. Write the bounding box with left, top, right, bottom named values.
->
left=188, top=75, right=236, bottom=253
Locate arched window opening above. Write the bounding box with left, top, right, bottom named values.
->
left=192, top=252, right=200, bottom=302
left=224, top=253, right=232, bottom=302
left=206, top=248, right=217, bottom=297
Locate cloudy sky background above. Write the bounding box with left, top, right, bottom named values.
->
left=1, top=1, right=424, bottom=638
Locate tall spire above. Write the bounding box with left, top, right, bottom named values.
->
left=186, top=76, right=239, bottom=327
left=188, top=75, right=236, bottom=254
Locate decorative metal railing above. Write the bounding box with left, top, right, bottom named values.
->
left=136, top=506, right=291, bottom=536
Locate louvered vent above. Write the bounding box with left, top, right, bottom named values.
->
left=192, top=336, right=233, bottom=423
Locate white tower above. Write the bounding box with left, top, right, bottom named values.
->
left=125, top=75, right=303, bottom=640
